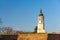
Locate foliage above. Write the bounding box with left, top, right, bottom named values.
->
left=34, top=26, right=37, bottom=33
left=0, top=27, right=14, bottom=34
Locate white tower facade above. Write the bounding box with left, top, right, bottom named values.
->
left=37, top=10, right=45, bottom=33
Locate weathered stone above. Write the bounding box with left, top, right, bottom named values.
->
left=17, top=33, right=48, bottom=40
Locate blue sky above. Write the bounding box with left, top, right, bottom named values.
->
left=0, top=0, right=60, bottom=32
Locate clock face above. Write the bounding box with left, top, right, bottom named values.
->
left=39, top=21, right=41, bottom=23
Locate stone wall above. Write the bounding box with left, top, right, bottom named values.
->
left=1, top=33, right=60, bottom=40
left=47, top=34, right=60, bottom=40
left=0, top=35, right=17, bottom=40
left=17, top=33, right=48, bottom=40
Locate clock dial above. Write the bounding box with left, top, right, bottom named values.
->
left=39, top=21, right=41, bottom=23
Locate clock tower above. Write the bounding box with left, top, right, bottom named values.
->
left=37, top=9, right=45, bottom=33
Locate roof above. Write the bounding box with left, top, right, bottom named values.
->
left=39, top=9, right=43, bottom=16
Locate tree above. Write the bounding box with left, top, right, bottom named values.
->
left=0, top=27, right=14, bottom=34
left=34, top=26, right=37, bottom=33
left=3, top=27, right=13, bottom=34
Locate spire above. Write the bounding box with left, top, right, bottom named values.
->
left=39, top=9, right=43, bottom=16
left=40, top=9, right=42, bottom=14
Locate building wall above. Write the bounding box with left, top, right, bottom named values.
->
left=1, top=34, right=60, bottom=40
left=0, top=35, right=17, bottom=40
left=17, top=33, right=48, bottom=40
left=48, top=34, right=60, bottom=40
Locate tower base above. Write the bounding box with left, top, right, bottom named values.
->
left=37, top=30, right=45, bottom=33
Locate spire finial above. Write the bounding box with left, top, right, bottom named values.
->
left=40, top=9, right=42, bottom=14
